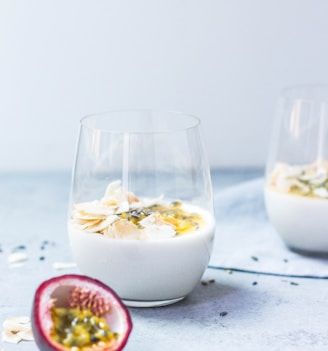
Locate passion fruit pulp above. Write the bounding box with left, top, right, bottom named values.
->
left=31, top=274, right=132, bottom=351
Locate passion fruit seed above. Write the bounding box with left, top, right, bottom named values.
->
left=69, top=286, right=111, bottom=316
left=51, top=307, right=118, bottom=349
left=50, top=286, right=116, bottom=349
left=32, top=274, right=132, bottom=351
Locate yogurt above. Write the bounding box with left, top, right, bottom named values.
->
left=265, top=187, right=328, bottom=252
left=68, top=181, right=215, bottom=306
left=265, top=162, right=328, bottom=253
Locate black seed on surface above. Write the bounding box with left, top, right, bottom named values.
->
left=219, top=311, right=228, bottom=317
left=201, top=279, right=215, bottom=286
left=12, top=245, right=26, bottom=252
left=41, top=240, right=56, bottom=247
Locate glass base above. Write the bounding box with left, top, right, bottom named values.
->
left=288, top=245, right=328, bottom=258
left=122, top=296, right=185, bottom=308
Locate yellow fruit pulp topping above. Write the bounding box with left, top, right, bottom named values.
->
left=51, top=307, right=118, bottom=349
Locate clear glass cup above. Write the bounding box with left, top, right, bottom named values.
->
left=68, top=110, right=215, bottom=307
left=265, top=85, right=328, bottom=254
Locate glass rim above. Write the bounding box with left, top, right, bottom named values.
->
left=80, top=109, right=201, bottom=134
left=280, top=84, right=328, bottom=104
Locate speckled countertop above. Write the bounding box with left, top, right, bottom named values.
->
left=1, top=169, right=328, bottom=351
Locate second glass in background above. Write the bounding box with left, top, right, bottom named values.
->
left=265, top=85, right=328, bottom=254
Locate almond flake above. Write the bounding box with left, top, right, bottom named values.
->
left=8, top=252, right=28, bottom=264
left=2, top=316, right=33, bottom=344
left=2, top=330, right=22, bottom=344
left=53, top=262, right=77, bottom=270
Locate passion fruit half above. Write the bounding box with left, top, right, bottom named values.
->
left=31, top=274, right=132, bottom=351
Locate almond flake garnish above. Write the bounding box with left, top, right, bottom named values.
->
left=2, top=316, right=34, bottom=344
left=71, top=180, right=205, bottom=239
left=268, top=161, right=328, bottom=199
left=52, top=262, right=77, bottom=270
left=8, top=252, right=28, bottom=264
left=139, top=214, right=176, bottom=239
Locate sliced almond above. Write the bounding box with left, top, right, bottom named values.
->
left=313, top=187, right=328, bottom=198
left=53, top=262, right=77, bottom=270
left=8, top=252, right=28, bottom=264
left=2, top=330, right=22, bottom=344
left=2, top=316, right=33, bottom=344
left=106, top=219, right=141, bottom=239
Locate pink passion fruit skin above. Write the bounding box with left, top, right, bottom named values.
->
left=31, top=274, right=132, bottom=351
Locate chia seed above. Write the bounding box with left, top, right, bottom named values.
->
left=12, top=245, right=26, bottom=252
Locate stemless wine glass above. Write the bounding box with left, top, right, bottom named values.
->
left=265, top=85, right=328, bottom=254
left=68, top=110, right=215, bottom=307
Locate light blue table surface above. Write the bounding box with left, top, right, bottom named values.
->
left=1, top=169, right=328, bottom=351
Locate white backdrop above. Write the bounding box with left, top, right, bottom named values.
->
left=1, top=0, right=328, bottom=171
